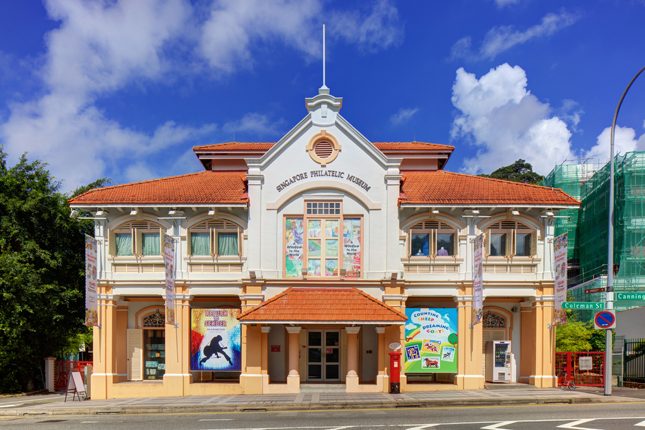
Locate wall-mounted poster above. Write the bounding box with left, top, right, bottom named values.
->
left=404, top=308, right=458, bottom=373
left=342, top=218, right=361, bottom=278
left=84, top=235, right=98, bottom=326
left=190, top=308, right=241, bottom=371
left=285, top=218, right=304, bottom=277
left=472, top=234, right=484, bottom=325
left=553, top=233, right=568, bottom=326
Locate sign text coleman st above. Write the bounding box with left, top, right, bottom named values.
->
left=562, top=302, right=605, bottom=310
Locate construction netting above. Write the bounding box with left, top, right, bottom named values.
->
left=544, top=153, right=645, bottom=320
left=542, top=164, right=582, bottom=260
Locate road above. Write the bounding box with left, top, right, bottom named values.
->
left=2, top=402, right=645, bottom=429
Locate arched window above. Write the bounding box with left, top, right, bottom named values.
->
left=484, top=220, right=536, bottom=257
left=188, top=219, right=242, bottom=257
left=109, top=220, right=164, bottom=257
left=406, top=220, right=456, bottom=257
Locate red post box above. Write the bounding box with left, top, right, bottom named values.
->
left=389, top=351, right=402, bottom=393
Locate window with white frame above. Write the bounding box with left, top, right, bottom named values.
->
left=187, top=219, right=242, bottom=257
left=406, top=220, right=456, bottom=257
left=484, top=220, right=536, bottom=258
left=109, top=221, right=164, bottom=257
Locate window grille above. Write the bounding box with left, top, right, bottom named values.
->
left=143, top=311, right=165, bottom=328
left=483, top=313, right=506, bottom=328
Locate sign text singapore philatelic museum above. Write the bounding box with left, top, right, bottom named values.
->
left=276, top=170, right=371, bottom=193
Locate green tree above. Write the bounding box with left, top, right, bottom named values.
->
left=479, top=159, right=545, bottom=184
left=0, top=146, right=109, bottom=392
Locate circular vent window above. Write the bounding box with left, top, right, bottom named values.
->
left=306, top=132, right=341, bottom=166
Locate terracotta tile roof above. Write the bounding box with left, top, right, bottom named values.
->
left=238, top=287, right=407, bottom=323
left=68, top=171, right=248, bottom=205
left=193, top=141, right=453, bottom=152
left=400, top=171, right=580, bottom=206
left=193, top=142, right=276, bottom=151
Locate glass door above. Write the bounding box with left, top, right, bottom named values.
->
left=324, top=331, right=340, bottom=381
left=307, top=330, right=340, bottom=381
left=307, top=330, right=323, bottom=381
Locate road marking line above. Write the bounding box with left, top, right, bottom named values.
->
left=405, top=425, right=439, bottom=430
left=557, top=419, right=602, bottom=430
left=635, top=420, right=645, bottom=427
left=0, top=405, right=17, bottom=408
left=199, top=419, right=234, bottom=421
left=481, top=422, right=517, bottom=429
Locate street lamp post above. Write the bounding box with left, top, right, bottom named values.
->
left=605, top=65, right=645, bottom=396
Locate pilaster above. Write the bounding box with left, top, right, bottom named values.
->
left=454, top=294, right=484, bottom=389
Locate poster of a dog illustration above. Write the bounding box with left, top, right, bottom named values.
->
left=190, top=308, right=241, bottom=371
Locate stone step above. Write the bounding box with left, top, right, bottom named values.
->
left=299, top=383, right=346, bottom=393
left=485, top=383, right=537, bottom=390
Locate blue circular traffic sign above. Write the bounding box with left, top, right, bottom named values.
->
left=594, top=311, right=615, bottom=328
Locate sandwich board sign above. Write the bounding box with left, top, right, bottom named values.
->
left=64, top=371, right=86, bottom=402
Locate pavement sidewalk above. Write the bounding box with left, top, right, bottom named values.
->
left=1, top=387, right=644, bottom=416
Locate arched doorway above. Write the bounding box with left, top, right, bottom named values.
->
left=481, top=308, right=512, bottom=378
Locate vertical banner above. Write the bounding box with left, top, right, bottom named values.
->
left=404, top=308, right=458, bottom=373
left=472, top=235, right=484, bottom=325
left=163, top=233, right=176, bottom=326
left=285, top=218, right=304, bottom=277
left=190, top=308, right=241, bottom=371
left=84, top=235, right=98, bottom=326
left=553, top=233, right=568, bottom=326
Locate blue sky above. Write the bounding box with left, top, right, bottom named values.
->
left=1, top=0, right=644, bottom=191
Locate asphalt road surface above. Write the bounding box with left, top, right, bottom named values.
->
left=2, top=402, right=645, bottom=430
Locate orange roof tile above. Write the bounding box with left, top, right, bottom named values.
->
left=68, top=171, right=248, bottom=205
left=400, top=171, right=580, bottom=206
left=238, top=287, right=407, bottom=323
left=193, top=141, right=453, bottom=152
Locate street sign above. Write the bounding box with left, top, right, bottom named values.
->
left=594, top=310, right=616, bottom=330
left=585, top=288, right=606, bottom=294
left=616, top=292, right=645, bottom=301
left=562, top=302, right=605, bottom=310
left=579, top=356, right=593, bottom=371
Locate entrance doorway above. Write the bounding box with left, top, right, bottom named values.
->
left=306, top=330, right=340, bottom=381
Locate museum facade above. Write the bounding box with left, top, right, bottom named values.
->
left=69, top=86, right=579, bottom=399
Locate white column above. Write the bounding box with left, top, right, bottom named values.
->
left=246, top=170, right=264, bottom=273
left=385, top=171, right=403, bottom=273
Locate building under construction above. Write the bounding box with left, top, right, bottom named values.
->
left=542, top=153, right=645, bottom=320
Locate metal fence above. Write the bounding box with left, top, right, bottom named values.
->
left=555, top=351, right=605, bottom=387
left=54, top=361, right=93, bottom=391
left=624, top=338, right=645, bottom=383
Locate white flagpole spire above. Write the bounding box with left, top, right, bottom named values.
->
left=320, top=24, right=328, bottom=92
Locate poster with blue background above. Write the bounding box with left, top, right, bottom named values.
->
left=404, top=308, right=458, bottom=373
left=190, top=308, right=241, bottom=371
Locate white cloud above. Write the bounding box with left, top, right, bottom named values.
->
left=199, top=0, right=403, bottom=73
left=223, top=113, right=283, bottom=136
left=451, top=63, right=576, bottom=176
left=450, top=11, right=580, bottom=61
left=0, top=0, right=404, bottom=191
left=583, top=125, right=645, bottom=164
left=390, top=107, right=419, bottom=126
left=557, top=99, right=584, bottom=133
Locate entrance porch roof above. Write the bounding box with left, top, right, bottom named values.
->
left=237, top=287, right=407, bottom=325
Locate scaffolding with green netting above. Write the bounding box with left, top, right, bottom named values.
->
left=541, top=164, right=582, bottom=260
left=544, top=152, right=645, bottom=319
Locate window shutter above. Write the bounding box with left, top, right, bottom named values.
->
left=431, top=230, right=437, bottom=257
left=237, top=227, right=242, bottom=256
left=159, top=228, right=164, bottom=256
left=530, top=231, right=537, bottom=257
left=484, top=231, right=491, bottom=257
left=506, top=230, right=514, bottom=257
left=406, top=230, right=411, bottom=258
left=108, top=229, right=116, bottom=256
left=135, top=231, right=143, bottom=256
left=186, top=230, right=192, bottom=256
left=127, top=329, right=143, bottom=381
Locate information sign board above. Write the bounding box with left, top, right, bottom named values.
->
left=562, top=302, right=605, bottom=310
left=579, top=356, right=593, bottom=371
left=616, top=293, right=645, bottom=301
left=585, top=288, right=606, bottom=294
left=594, top=310, right=616, bottom=330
